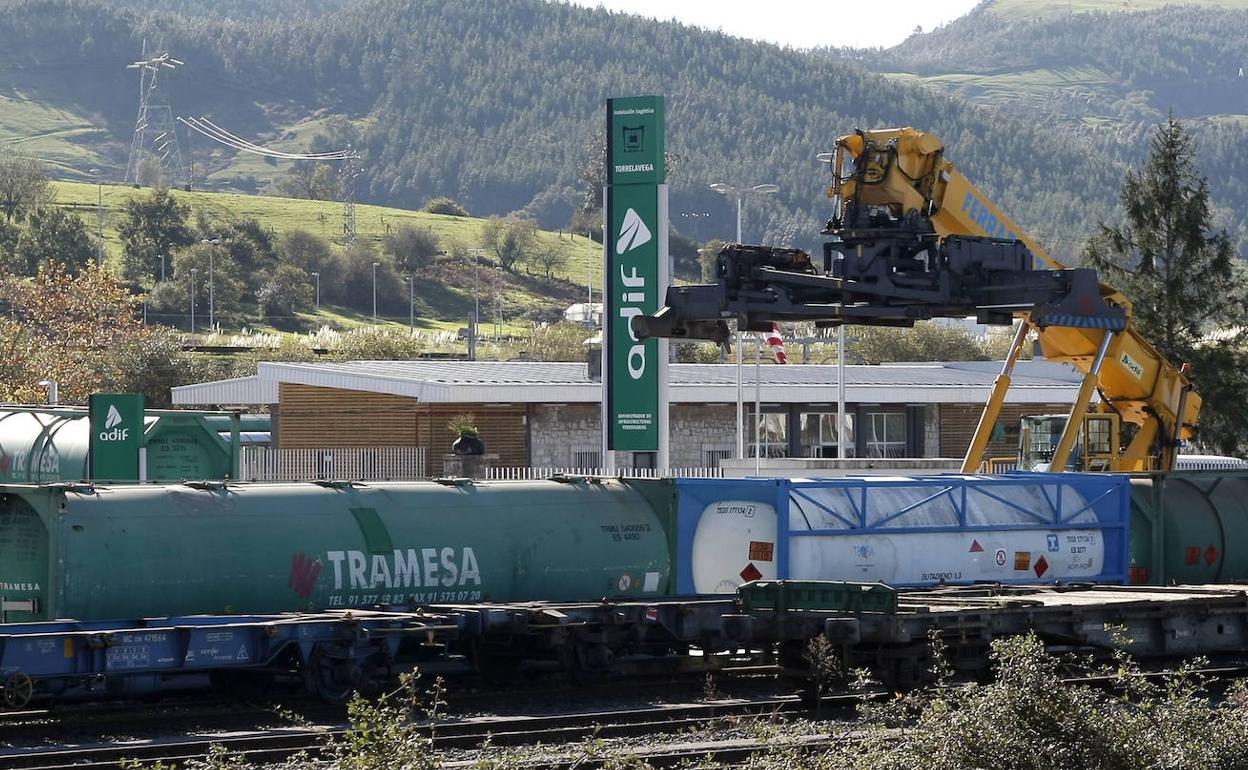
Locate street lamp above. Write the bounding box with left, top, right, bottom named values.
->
left=190, top=267, right=198, bottom=334
left=708, top=183, right=779, bottom=245
left=36, top=379, right=58, bottom=406
left=709, top=182, right=779, bottom=462
left=200, top=238, right=221, bottom=329
left=372, top=262, right=380, bottom=323
left=158, top=254, right=166, bottom=283
left=311, top=271, right=320, bottom=310
left=468, top=249, right=483, bottom=360
left=89, top=168, right=104, bottom=266
left=817, top=151, right=848, bottom=458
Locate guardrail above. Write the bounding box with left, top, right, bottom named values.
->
left=240, top=446, right=427, bottom=481
left=485, top=466, right=724, bottom=480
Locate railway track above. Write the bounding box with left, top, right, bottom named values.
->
left=0, top=694, right=854, bottom=770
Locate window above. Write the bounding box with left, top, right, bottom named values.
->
left=799, top=412, right=855, bottom=458
left=865, top=412, right=906, bottom=458
left=744, top=410, right=788, bottom=458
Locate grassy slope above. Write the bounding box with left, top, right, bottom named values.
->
left=987, top=0, right=1248, bottom=18
left=52, top=181, right=603, bottom=332
left=886, top=1, right=1248, bottom=127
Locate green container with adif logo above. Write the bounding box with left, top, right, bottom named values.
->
left=0, top=404, right=240, bottom=483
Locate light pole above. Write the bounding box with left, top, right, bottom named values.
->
left=817, top=151, right=850, bottom=458
left=408, top=274, right=414, bottom=331
left=311, top=271, right=320, bottom=310
left=190, top=267, right=197, bottom=334
left=36, top=379, right=58, bottom=406
left=88, top=169, right=105, bottom=266
left=468, top=249, right=483, bottom=360
left=158, top=254, right=165, bottom=283
left=372, top=262, right=379, bottom=323
left=201, top=238, right=221, bottom=329
left=709, top=182, right=779, bottom=461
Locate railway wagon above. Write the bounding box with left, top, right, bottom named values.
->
left=0, top=473, right=1140, bottom=623
left=0, top=406, right=240, bottom=483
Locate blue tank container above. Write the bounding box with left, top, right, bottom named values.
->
left=674, top=473, right=1130, bottom=593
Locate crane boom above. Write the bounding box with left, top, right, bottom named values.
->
left=832, top=128, right=1198, bottom=471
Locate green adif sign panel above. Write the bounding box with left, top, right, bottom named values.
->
left=606, top=95, right=666, bottom=451
left=89, top=393, right=144, bottom=481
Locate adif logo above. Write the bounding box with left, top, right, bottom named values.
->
left=98, top=403, right=130, bottom=441
left=615, top=208, right=652, bottom=254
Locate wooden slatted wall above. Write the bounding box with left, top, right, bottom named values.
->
left=416, top=405, right=529, bottom=467
left=276, top=384, right=529, bottom=466
left=938, top=403, right=1070, bottom=459
left=278, top=384, right=419, bottom=448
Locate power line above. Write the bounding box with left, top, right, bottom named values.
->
left=178, top=115, right=360, bottom=244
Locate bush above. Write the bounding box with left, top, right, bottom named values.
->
left=423, top=197, right=469, bottom=217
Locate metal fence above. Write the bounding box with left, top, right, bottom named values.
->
left=240, top=446, right=427, bottom=481
left=484, top=466, right=723, bottom=480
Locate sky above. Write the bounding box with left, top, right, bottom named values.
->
left=564, top=0, right=984, bottom=49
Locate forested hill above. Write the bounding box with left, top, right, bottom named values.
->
left=859, top=0, right=1248, bottom=248
left=0, top=0, right=1235, bottom=261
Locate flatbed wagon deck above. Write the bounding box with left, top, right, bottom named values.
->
left=4, top=583, right=1248, bottom=708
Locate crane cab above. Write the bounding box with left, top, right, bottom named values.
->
left=1018, top=413, right=1121, bottom=472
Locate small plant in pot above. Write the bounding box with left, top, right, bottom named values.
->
left=447, top=414, right=484, bottom=455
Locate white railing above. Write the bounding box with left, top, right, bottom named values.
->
left=484, top=466, right=723, bottom=480
left=240, top=446, right=427, bottom=481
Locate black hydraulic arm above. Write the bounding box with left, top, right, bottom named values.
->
left=631, top=219, right=1126, bottom=344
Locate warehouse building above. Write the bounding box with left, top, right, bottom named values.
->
left=172, top=359, right=1081, bottom=474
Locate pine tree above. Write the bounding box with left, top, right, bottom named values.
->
left=1082, top=116, right=1248, bottom=455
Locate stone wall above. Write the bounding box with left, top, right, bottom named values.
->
left=529, top=403, right=738, bottom=469
left=924, top=406, right=942, bottom=458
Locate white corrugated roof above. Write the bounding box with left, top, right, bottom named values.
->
left=172, top=359, right=1080, bottom=406
left=171, top=375, right=277, bottom=405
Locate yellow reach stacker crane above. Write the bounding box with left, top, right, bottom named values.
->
left=829, top=128, right=1198, bottom=473
left=634, top=127, right=1199, bottom=473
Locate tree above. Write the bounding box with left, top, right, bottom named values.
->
left=277, top=229, right=334, bottom=273
left=698, top=239, right=726, bottom=282
left=480, top=216, right=538, bottom=271
left=383, top=224, right=440, bottom=276
left=528, top=240, right=570, bottom=280
left=170, top=242, right=247, bottom=323
left=848, top=322, right=988, bottom=364
left=0, top=149, right=53, bottom=222
left=0, top=264, right=182, bottom=404
left=118, top=188, right=195, bottom=283
left=324, top=242, right=402, bottom=314
left=256, top=264, right=314, bottom=319
left=14, top=207, right=95, bottom=275
left=1082, top=117, right=1248, bottom=454
left=270, top=160, right=341, bottom=200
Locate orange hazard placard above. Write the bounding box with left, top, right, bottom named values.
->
left=1014, top=551, right=1031, bottom=571
left=749, top=541, right=775, bottom=562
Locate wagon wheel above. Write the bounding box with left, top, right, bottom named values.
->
left=304, top=646, right=360, bottom=705
left=3, top=672, right=33, bottom=708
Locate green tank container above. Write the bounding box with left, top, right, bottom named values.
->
left=0, top=478, right=674, bottom=622
left=0, top=407, right=240, bottom=483
left=1129, top=471, right=1248, bottom=584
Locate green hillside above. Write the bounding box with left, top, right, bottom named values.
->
left=3, top=0, right=1246, bottom=269
left=868, top=1, right=1248, bottom=250
left=0, top=0, right=1139, bottom=263
left=987, top=0, right=1248, bottom=18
